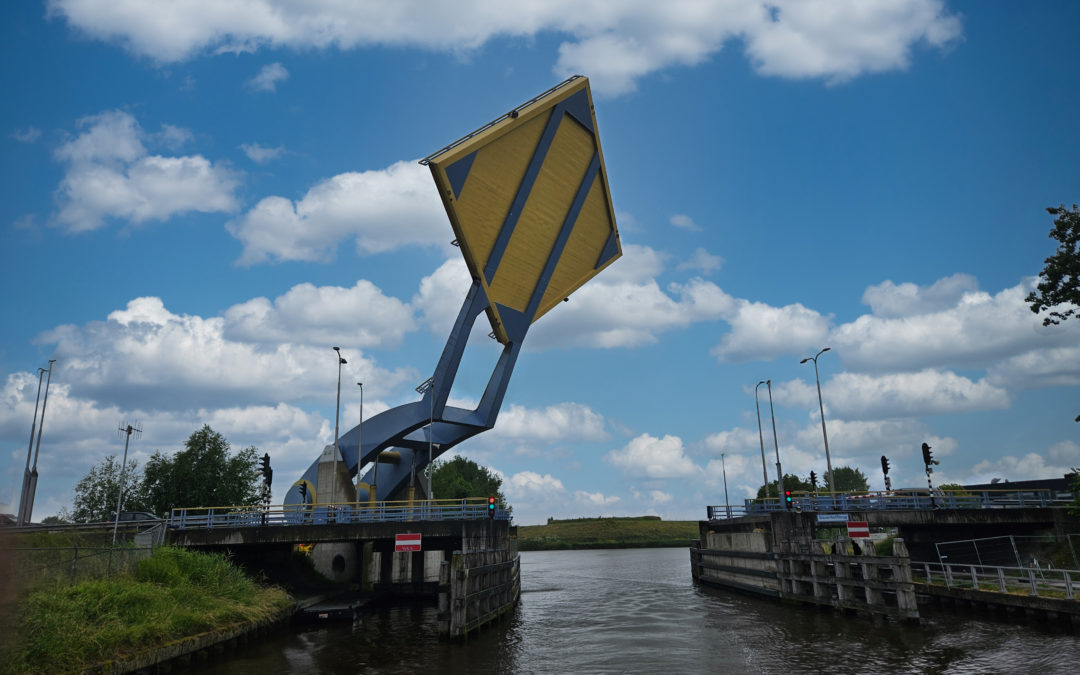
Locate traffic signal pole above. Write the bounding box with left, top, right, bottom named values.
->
left=922, top=442, right=937, bottom=507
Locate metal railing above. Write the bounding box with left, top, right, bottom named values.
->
left=916, top=560, right=1079, bottom=600
left=169, top=497, right=509, bottom=530
left=707, top=488, right=1073, bottom=519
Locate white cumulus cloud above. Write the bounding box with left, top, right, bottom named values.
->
left=862, top=273, right=979, bottom=318
left=505, top=470, right=566, bottom=496
left=970, top=441, right=1080, bottom=484
left=36, top=295, right=413, bottom=412
left=832, top=280, right=1076, bottom=373
left=223, top=280, right=415, bottom=349
left=712, top=299, right=831, bottom=362
left=492, top=403, right=609, bottom=442
left=605, top=433, right=700, bottom=478
left=226, top=160, right=447, bottom=264
left=51, top=110, right=239, bottom=232
left=48, top=0, right=963, bottom=97
left=775, top=369, right=1010, bottom=421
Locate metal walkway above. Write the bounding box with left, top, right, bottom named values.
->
left=707, top=488, right=1073, bottom=519
left=169, top=497, right=508, bottom=530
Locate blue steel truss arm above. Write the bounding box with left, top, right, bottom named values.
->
left=284, top=85, right=615, bottom=507
left=284, top=278, right=525, bottom=504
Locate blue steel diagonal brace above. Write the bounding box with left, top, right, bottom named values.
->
left=284, top=278, right=524, bottom=504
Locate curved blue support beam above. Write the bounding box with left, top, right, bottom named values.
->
left=284, top=279, right=523, bottom=505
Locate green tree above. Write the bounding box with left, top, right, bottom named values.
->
left=68, top=454, right=144, bottom=522
left=1025, top=204, right=1080, bottom=422
left=937, top=482, right=971, bottom=496
left=823, top=466, right=870, bottom=492
left=431, top=456, right=506, bottom=504
left=139, top=425, right=261, bottom=516
left=756, top=473, right=813, bottom=499
left=1027, top=204, right=1080, bottom=326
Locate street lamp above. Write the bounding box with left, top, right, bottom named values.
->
left=20, top=359, right=55, bottom=526
left=332, top=347, right=347, bottom=504
left=754, top=381, right=770, bottom=502
left=720, top=452, right=731, bottom=519
left=766, top=380, right=784, bottom=503
left=356, top=382, right=366, bottom=500
left=17, top=367, right=46, bottom=527
left=801, top=347, right=834, bottom=495
left=415, top=377, right=435, bottom=502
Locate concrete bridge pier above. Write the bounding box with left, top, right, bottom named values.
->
left=312, top=444, right=359, bottom=582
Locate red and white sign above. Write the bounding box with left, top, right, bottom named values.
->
left=395, top=533, right=422, bottom=552
left=847, top=521, right=870, bottom=539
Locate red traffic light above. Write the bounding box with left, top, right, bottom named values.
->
left=784, top=490, right=793, bottom=509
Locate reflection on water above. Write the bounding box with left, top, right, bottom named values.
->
left=202, top=548, right=1080, bottom=674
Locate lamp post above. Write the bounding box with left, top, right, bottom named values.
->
left=356, top=382, right=366, bottom=499
left=332, top=347, right=347, bottom=505
left=801, top=347, right=834, bottom=496
left=17, top=367, right=46, bottom=527
left=21, top=359, right=55, bottom=526
left=415, top=377, right=435, bottom=502
left=754, top=381, right=770, bottom=502
left=721, top=452, right=731, bottom=519
left=766, top=380, right=784, bottom=503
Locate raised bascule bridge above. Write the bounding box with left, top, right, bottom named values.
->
left=167, top=75, right=622, bottom=638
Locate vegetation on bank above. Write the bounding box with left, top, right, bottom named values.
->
left=516, top=516, right=699, bottom=550
left=0, top=546, right=292, bottom=674
left=63, top=425, right=263, bottom=522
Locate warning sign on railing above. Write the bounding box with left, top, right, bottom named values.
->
left=395, top=533, right=422, bottom=552
left=847, top=521, right=870, bottom=538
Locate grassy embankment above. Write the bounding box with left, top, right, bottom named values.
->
left=516, top=516, right=699, bottom=551
left=0, top=545, right=292, bottom=674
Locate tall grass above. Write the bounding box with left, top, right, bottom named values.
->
left=0, top=547, right=292, bottom=674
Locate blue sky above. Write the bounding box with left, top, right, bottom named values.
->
left=2, top=1, right=1078, bottom=525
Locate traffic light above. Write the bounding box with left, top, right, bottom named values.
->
left=921, top=442, right=933, bottom=466
left=784, top=490, right=793, bottom=509
left=487, top=496, right=497, bottom=519
left=298, top=482, right=307, bottom=501
left=809, top=471, right=818, bottom=490
left=880, top=455, right=890, bottom=476
left=261, top=453, right=272, bottom=487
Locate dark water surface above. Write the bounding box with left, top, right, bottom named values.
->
left=205, top=548, right=1080, bottom=674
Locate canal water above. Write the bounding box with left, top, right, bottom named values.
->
left=205, top=548, right=1080, bottom=674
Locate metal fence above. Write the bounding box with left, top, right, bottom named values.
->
left=934, top=534, right=1079, bottom=569
left=169, top=497, right=509, bottom=529
left=8, top=545, right=154, bottom=586
left=917, top=560, right=1079, bottom=600
left=707, top=488, right=1073, bottom=519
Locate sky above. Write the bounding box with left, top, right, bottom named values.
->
left=1, top=1, right=1078, bottom=526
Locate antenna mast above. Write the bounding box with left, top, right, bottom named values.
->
left=111, top=421, right=143, bottom=546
